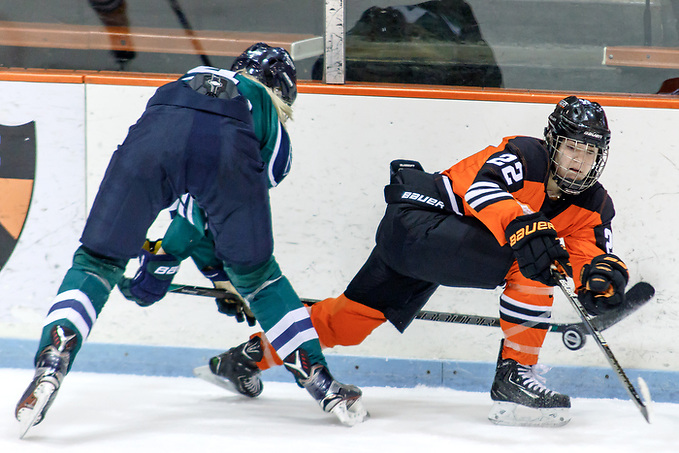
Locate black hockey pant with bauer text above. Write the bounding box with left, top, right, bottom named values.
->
left=345, top=204, right=514, bottom=332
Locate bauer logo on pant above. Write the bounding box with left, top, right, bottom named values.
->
left=401, top=191, right=445, bottom=209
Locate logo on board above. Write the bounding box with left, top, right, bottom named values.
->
left=0, top=122, right=36, bottom=270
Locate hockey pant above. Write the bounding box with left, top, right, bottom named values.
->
left=249, top=272, right=552, bottom=372
left=372, top=202, right=553, bottom=365
left=249, top=234, right=553, bottom=369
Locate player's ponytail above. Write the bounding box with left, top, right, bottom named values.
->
left=236, top=71, right=293, bottom=124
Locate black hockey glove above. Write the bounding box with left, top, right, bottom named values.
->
left=119, top=240, right=180, bottom=307
left=577, top=254, right=629, bottom=316
left=505, top=212, right=572, bottom=286
left=202, top=267, right=257, bottom=327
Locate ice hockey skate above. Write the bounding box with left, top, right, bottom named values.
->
left=284, top=349, right=369, bottom=427
left=16, top=325, right=77, bottom=438
left=489, top=357, right=571, bottom=427
left=193, top=336, right=264, bottom=397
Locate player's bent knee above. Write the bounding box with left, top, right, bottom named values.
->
left=311, top=294, right=386, bottom=348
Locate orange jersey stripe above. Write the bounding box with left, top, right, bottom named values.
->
left=441, top=136, right=548, bottom=244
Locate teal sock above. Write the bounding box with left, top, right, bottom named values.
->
left=227, top=257, right=326, bottom=367
left=36, top=246, right=126, bottom=370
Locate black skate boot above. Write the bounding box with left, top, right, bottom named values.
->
left=193, top=336, right=264, bottom=397
left=283, top=349, right=369, bottom=426
left=489, top=357, right=571, bottom=427
left=16, top=325, right=77, bottom=438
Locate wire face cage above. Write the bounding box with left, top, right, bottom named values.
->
left=548, top=135, right=608, bottom=195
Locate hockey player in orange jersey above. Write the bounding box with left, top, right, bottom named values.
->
left=125, top=96, right=629, bottom=427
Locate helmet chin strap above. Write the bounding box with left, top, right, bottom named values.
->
left=546, top=176, right=563, bottom=200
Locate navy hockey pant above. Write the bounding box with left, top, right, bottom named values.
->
left=345, top=204, right=514, bottom=331
left=81, top=104, right=273, bottom=267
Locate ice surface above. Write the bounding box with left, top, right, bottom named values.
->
left=2, top=368, right=677, bottom=453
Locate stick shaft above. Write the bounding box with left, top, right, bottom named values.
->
left=554, top=275, right=650, bottom=422
left=167, top=0, right=212, bottom=66
left=170, top=284, right=558, bottom=330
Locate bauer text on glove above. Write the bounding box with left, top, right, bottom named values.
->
left=119, top=240, right=180, bottom=306
left=505, top=212, right=572, bottom=286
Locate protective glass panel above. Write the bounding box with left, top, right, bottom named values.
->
left=1, top=0, right=678, bottom=95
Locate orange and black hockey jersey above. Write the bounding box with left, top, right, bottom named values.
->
left=439, top=135, right=615, bottom=287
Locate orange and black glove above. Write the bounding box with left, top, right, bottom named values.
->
left=505, top=212, right=572, bottom=286
left=578, top=254, right=629, bottom=316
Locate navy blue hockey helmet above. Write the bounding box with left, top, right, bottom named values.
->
left=231, top=42, right=297, bottom=105
left=544, top=96, right=611, bottom=194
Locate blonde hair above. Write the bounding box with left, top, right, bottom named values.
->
left=237, top=71, right=293, bottom=124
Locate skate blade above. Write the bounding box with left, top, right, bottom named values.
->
left=17, top=381, right=57, bottom=439
left=330, top=398, right=370, bottom=427
left=193, top=365, right=244, bottom=396
left=488, top=401, right=570, bottom=427
left=638, top=377, right=653, bottom=423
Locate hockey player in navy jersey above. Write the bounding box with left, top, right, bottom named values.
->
left=15, top=43, right=368, bottom=438
left=141, top=96, right=627, bottom=427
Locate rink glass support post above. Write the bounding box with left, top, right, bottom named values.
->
left=324, top=0, right=345, bottom=84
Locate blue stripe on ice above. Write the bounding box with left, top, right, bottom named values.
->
left=1, top=337, right=676, bottom=403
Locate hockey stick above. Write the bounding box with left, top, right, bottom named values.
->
left=414, top=281, right=653, bottom=350
left=167, top=0, right=213, bottom=66
left=553, top=270, right=652, bottom=423
left=167, top=282, right=654, bottom=351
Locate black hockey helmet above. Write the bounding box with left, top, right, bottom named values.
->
left=544, top=96, right=611, bottom=194
left=231, top=42, right=297, bottom=105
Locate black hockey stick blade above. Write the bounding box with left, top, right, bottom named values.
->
left=415, top=281, right=653, bottom=331
left=553, top=272, right=651, bottom=423
left=546, top=281, right=655, bottom=350
left=590, top=281, right=654, bottom=331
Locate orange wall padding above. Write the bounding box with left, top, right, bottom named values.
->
left=1, top=68, right=678, bottom=108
